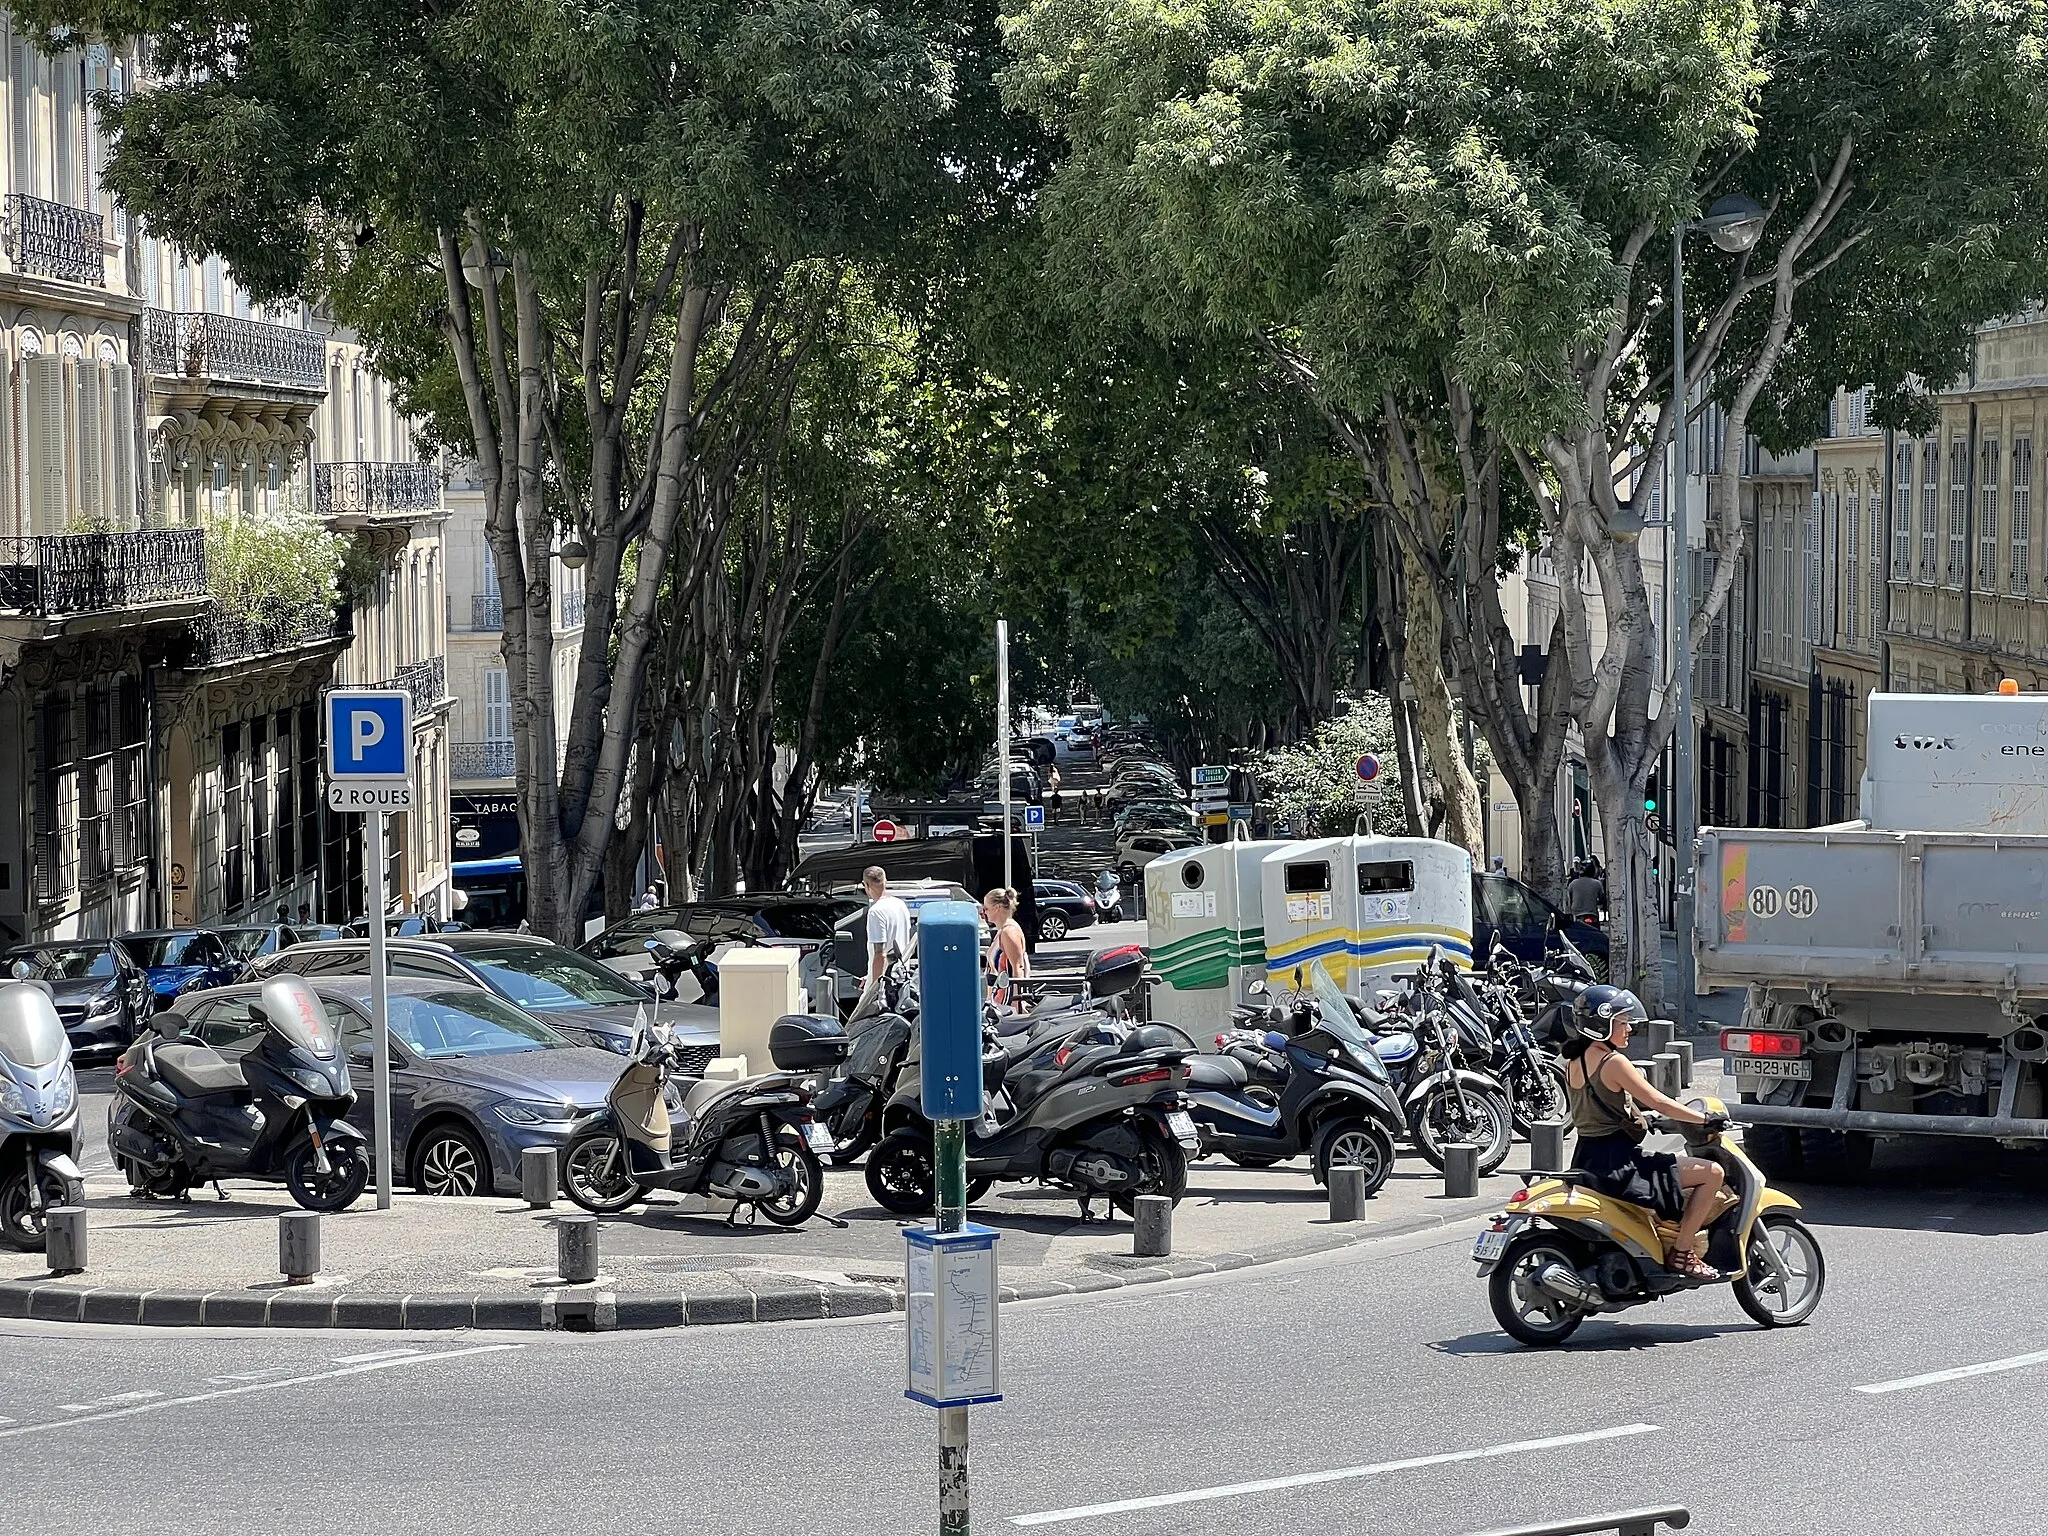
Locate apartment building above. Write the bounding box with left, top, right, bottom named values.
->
left=0, top=19, right=451, bottom=943
left=444, top=464, right=583, bottom=861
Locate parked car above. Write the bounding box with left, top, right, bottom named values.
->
left=1114, top=829, right=1202, bottom=880
left=120, top=929, right=243, bottom=1007
left=172, top=977, right=639, bottom=1198
left=1116, top=802, right=1198, bottom=833
left=215, top=924, right=323, bottom=970
left=1031, top=880, right=1099, bottom=943
left=1473, top=871, right=1610, bottom=976
left=248, top=933, right=716, bottom=1062
left=2, top=939, right=154, bottom=1059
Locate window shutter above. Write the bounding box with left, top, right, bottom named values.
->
left=0, top=355, right=14, bottom=538
left=107, top=361, right=135, bottom=527
left=23, top=352, right=70, bottom=533
left=73, top=358, right=105, bottom=526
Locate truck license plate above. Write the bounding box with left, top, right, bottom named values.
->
left=1736, top=1057, right=1812, bottom=1082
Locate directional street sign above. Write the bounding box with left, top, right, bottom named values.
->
left=325, top=689, right=414, bottom=812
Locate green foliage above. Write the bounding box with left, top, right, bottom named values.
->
left=1252, top=693, right=1404, bottom=834
left=203, top=499, right=343, bottom=625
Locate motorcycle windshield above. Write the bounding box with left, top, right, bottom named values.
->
left=845, top=1016, right=905, bottom=1079
left=0, top=986, right=65, bottom=1067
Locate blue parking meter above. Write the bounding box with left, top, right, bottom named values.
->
left=918, top=901, right=984, bottom=1121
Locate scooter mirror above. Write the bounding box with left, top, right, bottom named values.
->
left=153, top=1010, right=188, bottom=1040
left=8, top=959, right=30, bottom=981
left=1246, top=979, right=1267, bottom=997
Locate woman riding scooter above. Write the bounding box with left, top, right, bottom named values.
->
left=1564, top=985, right=1726, bottom=1281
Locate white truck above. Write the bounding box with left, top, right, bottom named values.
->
left=1695, top=688, right=2048, bottom=1177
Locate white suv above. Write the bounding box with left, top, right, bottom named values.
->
left=1114, top=829, right=1201, bottom=880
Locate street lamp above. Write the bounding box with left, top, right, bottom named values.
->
left=557, top=538, right=587, bottom=570
left=1671, top=191, right=1765, bottom=1031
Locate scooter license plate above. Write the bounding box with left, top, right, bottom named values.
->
left=1472, top=1221, right=1521, bottom=1263
left=1166, top=1110, right=1200, bottom=1147
left=801, top=1121, right=834, bottom=1154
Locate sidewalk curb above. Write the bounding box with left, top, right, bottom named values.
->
left=0, top=1198, right=1497, bottom=1334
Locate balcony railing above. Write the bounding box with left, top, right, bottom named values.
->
left=559, top=586, right=587, bottom=628
left=470, top=592, right=503, bottom=630
left=3, top=195, right=104, bottom=286
left=0, top=529, right=207, bottom=616
left=190, top=603, right=349, bottom=667
left=314, top=461, right=442, bottom=516
left=144, top=308, right=326, bottom=391
left=390, top=655, right=447, bottom=714
left=452, top=740, right=516, bottom=779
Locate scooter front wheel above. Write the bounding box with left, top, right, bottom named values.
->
left=1733, top=1213, right=1825, bottom=1328
left=560, top=1132, right=646, bottom=1214
left=0, top=1164, right=81, bottom=1251
left=285, top=1139, right=369, bottom=1212
left=1412, top=1085, right=1513, bottom=1176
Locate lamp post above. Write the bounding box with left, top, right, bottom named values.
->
left=1671, top=193, right=1766, bottom=1030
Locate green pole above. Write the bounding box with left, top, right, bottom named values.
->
left=935, top=1118, right=970, bottom=1534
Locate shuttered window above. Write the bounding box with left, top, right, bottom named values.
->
left=1921, top=440, right=1940, bottom=581
left=1893, top=443, right=1913, bottom=578
left=1979, top=437, right=2000, bottom=588
left=1845, top=491, right=1860, bottom=643
left=72, top=357, right=104, bottom=526
left=2014, top=438, right=2033, bottom=597
left=484, top=668, right=512, bottom=746
left=1948, top=436, right=1969, bottom=587
left=107, top=360, right=135, bottom=526
left=23, top=352, right=68, bottom=533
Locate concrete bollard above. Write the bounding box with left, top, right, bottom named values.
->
left=1651, top=1053, right=1682, bottom=1098
left=1443, top=1142, right=1479, bottom=1199
left=1529, top=1119, right=1569, bottom=1175
left=522, top=1147, right=557, bottom=1210
left=1328, top=1166, right=1367, bottom=1224
left=1673, top=1038, right=1695, bottom=1090
left=1647, top=1018, right=1677, bottom=1060
left=279, top=1211, right=321, bottom=1284
left=1132, top=1194, right=1173, bottom=1257
left=557, top=1213, right=598, bottom=1284
left=45, top=1206, right=85, bottom=1276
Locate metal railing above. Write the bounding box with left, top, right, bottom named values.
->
left=470, top=592, right=503, bottom=630
left=313, top=461, right=442, bottom=516
left=452, top=740, right=516, bottom=779
left=1465, top=1508, right=1690, bottom=1536
left=143, top=308, right=326, bottom=391
left=0, top=529, right=207, bottom=615
left=559, top=585, right=586, bottom=628
left=391, top=654, right=447, bottom=713
left=190, top=604, right=349, bottom=667
left=2, top=194, right=104, bottom=286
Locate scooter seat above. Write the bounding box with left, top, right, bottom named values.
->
left=154, top=1043, right=247, bottom=1099
left=679, top=1076, right=737, bottom=1119
left=1188, top=1055, right=1250, bottom=1092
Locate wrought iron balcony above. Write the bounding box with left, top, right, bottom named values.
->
left=314, top=461, right=442, bottom=516
left=0, top=528, right=207, bottom=616
left=391, top=654, right=447, bottom=714
left=559, top=586, right=586, bottom=629
left=2, top=195, right=105, bottom=286
left=190, top=603, right=349, bottom=667
left=144, top=308, right=326, bottom=391
left=452, top=740, right=517, bottom=779
left=470, top=592, right=503, bottom=630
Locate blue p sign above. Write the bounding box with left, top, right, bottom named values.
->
left=325, top=690, right=411, bottom=779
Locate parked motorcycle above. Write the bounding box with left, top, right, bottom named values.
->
left=1457, top=944, right=1570, bottom=1133
left=558, top=940, right=841, bottom=1225
left=863, top=1007, right=1200, bottom=1218
left=1185, top=973, right=1403, bottom=1192
left=1475, top=1095, right=1826, bottom=1346
left=0, top=980, right=84, bottom=1250
left=108, top=977, right=370, bottom=1211
left=1359, top=954, right=1516, bottom=1175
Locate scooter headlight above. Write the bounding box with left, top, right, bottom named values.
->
left=49, top=1070, right=75, bottom=1114
left=0, top=1080, right=25, bottom=1116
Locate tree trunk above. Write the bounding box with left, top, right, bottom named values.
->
left=1401, top=544, right=1483, bottom=859
left=1587, top=744, right=1660, bottom=1009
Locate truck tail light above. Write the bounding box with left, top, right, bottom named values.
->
left=1721, top=1028, right=1805, bottom=1057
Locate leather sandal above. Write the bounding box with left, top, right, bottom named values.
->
left=1669, top=1247, right=1718, bottom=1281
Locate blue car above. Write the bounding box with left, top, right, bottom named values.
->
left=119, top=929, right=242, bottom=1007
left=172, top=976, right=637, bottom=1198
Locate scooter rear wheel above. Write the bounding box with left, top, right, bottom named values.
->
left=755, top=1140, right=825, bottom=1227
left=560, top=1131, right=647, bottom=1214
left=1488, top=1232, right=1587, bottom=1347
left=1110, top=1121, right=1187, bottom=1215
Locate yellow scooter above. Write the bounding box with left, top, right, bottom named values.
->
left=1474, top=1094, right=1824, bottom=1346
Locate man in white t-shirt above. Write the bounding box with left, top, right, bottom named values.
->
left=863, top=865, right=911, bottom=986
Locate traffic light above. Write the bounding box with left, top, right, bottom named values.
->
left=1643, top=772, right=1660, bottom=816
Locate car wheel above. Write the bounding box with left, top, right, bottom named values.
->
left=1039, top=913, right=1069, bottom=943
left=1117, top=862, right=1138, bottom=883
left=410, top=1122, right=491, bottom=1197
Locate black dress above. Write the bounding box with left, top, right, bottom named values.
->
left=1570, top=1051, right=1685, bottom=1220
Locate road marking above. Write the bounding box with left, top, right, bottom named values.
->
left=1855, top=1348, right=2048, bottom=1396
left=0, top=1345, right=522, bottom=1441
left=331, top=1348, right=420, bottom=1365
left=1008, top=1423, right=1661, bottom=1526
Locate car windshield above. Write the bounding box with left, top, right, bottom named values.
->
left=585, top=912, right=680, bottom=958
left=462, top=945, right=647, bottom=1011
left=127, top=934, right=207, bottom=966
left=756, top=904, right=848, bottom=940
left=385, top=990, right=570, bottom=1058
left=0, top=987, right=66, bottom=1066
left=217, top=929, right=276, bottom=960
left=9, top=944, right=119, bottom=980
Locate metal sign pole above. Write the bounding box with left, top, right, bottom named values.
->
left=936, top=1116, right=968, bottom=1535
left=366, top=808, right=392, bottom=1210
left=996, top=620, right=1012, bottom=893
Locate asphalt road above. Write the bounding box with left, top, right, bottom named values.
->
left=6, top=1147, right=2047, bottom=1535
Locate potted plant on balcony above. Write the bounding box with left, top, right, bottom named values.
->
left=202, top=495, right=344, bottom=660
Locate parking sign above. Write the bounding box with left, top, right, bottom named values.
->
left=325, top=689, right=414, bottom=811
